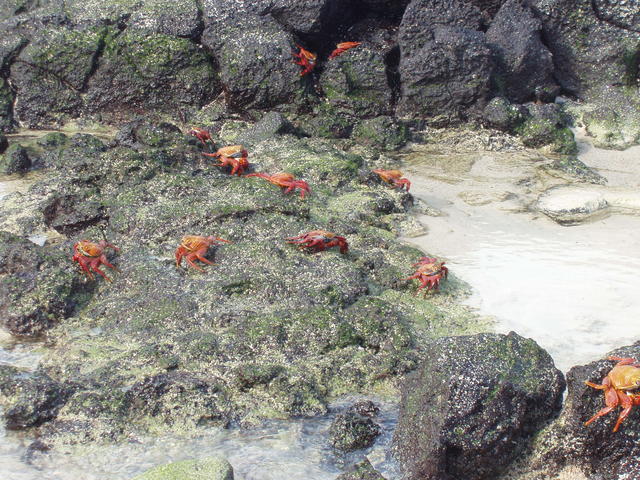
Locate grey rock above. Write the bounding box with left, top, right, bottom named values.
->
left=235, top=111, right=293, bottom=148
left=127, top=0, right=202, bottom=38
left=482, top=97, right=528, bottom=131
left=201, top=3, right=301, bottom=111
left=592, top=0, right=640, bottom=32
left=393, top=332, right=565, bottom=480
left=0, top=143, right=31, bottom=174
left=352, top=116, right=409, bottom=150
left=0, top=231, right=85, bottom=336
left=536, top=186, right=609, bottom=225
left=525, top=343, right=640, bottom=479
left=329, top=410, right=381, bottom=452
left=397, top=24, right=493, bottom=123
left=530, top=0, right=640, bottom=95
left=486, top=0, right=557, bottom=103
left=336, top=459, right=386, bottom=480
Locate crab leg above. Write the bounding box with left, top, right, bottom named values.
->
left=185, top=254, right=206, bottom=272
left=90, top=261, right=112, bottom=282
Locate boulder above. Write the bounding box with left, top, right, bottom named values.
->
left=529, top=0, right=640, bottom=95
left=482, top=97, right=528, bottom=132
left=393, top=332, right=565, bottom=480
left=0, top=231, right=85, bottom=336
left=536, top=185, right=609, bottom=225
left=486, top=0, right=557, bottom=103
left=201, top=4, right=301, bottom=111
left=581, top=86, right=640, bottom=149
left=0, top=133, right=7, bottom=153
left=397, top=4, right=492, bottom=123
left=525, top=343, right=640, bottom=479
left=352, top=116, right=409, bottom=150
left=0, top=143, right=30, bottom=173
left=336, top=459, right=387, bottom=480
left=235, top=111, right=294, bottom=148
left=319, top=42, right=393, bottom=118
left=0, top=365, right=75, bottom=430
left=132, top=457, right=234, bottom=480
left=329, top=407, right=381, bottom=452
left=84, top=30, right=218, bottom=121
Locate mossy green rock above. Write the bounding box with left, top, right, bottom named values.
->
left=581, top=87, right=640, bottom=149
left=0, top=144, right=31, bottom=174
left=352, top=117, right=410, bottom=151
left=517, top=117, right=577, bottom=154
left=132, top=457, right=234, bottom=480
left=0, top=77, right=14, bottom=132
left=336, top=459, right=386, bottom=480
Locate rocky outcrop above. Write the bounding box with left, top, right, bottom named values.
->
left=336, top=459, right=387, bottom=480
left=393, top=332, right=565, bottom=480
left=329, top=403, right=381, bottom=452
left=486, top=0, right=557, bottom=103
left=520, top=343, right=640, bottom=480
left=0, top=143, right=30, bottom=173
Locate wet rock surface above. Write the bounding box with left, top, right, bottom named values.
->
left=336, top=459, right=387, bottom=480
left=132, top=456, right=234, bottom=480
left=393, top=332, right=565, bottom=480
left=0, top=123, right=481, bottom=448
left=329, top=403, right=381, bottom=452
left=517, top=343, right=640, bottom=480
left=0, top=143, right=31, bottom=174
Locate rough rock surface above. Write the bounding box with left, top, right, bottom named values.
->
left=519, top=343, right=640, bottom=480
left=0, top=143, right=31, bottom=173
left=486, top=0, right=557, bottom=103
left=536, top=186, right=609, bottom=225
left=329, top=408, right=381, bottom=452
left=397, top=0, right=492, bottom=122
left=336, top=459, right=387, bottom=480
left=0, top=231, right=85, bottom=336
left=132, top=456, right=234, bottom=480
left=0, top=122, right=482, bottom=448
left=393, top=332, right=565, bottom=480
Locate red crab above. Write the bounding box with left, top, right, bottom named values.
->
left=175, top=235, right=231, bottom=272
left=329, top=42, right=362, bottom=59
left=585, top=356, right=640, bottom=432
left=373, top=169, right=411, bottom=192
left=405, top=257, right=448, bottom=295
left=292, top=45, right=317, bottom=76
left=202, top=145, right=249, bottom=176
left=72, top=240, right=119, bottom=282
left=246, top=172, right=311, bottom=199
left=188, top=127, right=213, bottom=147
left=286, top=230, right=348, bottom=254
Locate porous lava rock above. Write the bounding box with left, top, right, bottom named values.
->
left=392, top=332, right=565, bottom=480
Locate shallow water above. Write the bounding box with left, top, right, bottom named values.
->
left=0, top=398, right=399, bottom=480
left=404, top=129, right=640, bottom=372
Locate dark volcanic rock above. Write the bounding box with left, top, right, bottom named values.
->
left=0, top=77, right=15, bottom=132
left=84, top=30, right=218, bottom=121
left=517, top=103, right=577, bottom=154
left=202, top=4, right=301, bottom=111
left=0, top=367, right=75, bottom=430
left=486, top=0, right=557, bottom=103
left=0, top=133, right=7, bottom=153
left=482, top=97, right=528, bottom=131
left=329, top=409, right=381, bottom=452
left=10, top=26, right=105, bottom=128
left=530, top=0, right=640, bottom=95
left=336, top=459, right=387, bottom=480
left=0, top=231, right=84, bottom=336
left=397, top=1, right=493, bottom=123
left=0, top=143, right=31, bottom=174
left=525, top=343, right=640, bottom=480
left=319, top=42, right=393, bottom=118
left=235, top=111, right=293, bottom=148
left=393, top=332, right=565, bottom=480
left=352, top=116, right=409, bottom=150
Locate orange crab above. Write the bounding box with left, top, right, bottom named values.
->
left=405, top=257, right=448, bottom=295
left=373, top=169, right=411, bottom=192
left=292, top=45, right=317, bottom=76
left=72, top=240, right=119, bottom=282
left=286, top=230, right=348, bottom=254
left=175, top=235, right=231, bottom=272
left=188, top=127, right=213, bottom=147
left=584, top=356, right=640, bottom=432
left=246, top=172, right=311, bottom=199
left=202, top=145, right=249, bottom=176
left=329, top=42, right=362, bottom=59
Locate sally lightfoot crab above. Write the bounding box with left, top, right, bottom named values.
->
left=175, top=235, right=231, bottom=272
left=72, top=240, right=119, bottom=282
left=287, top=230, right=348, bottom=254
left=202, top=145, right=249, bottom=176
left=329, top=42, right=362, bottom=59
left=246, top=172, right=311, bottom=199
left=188, top=127, right=213, bottom=147
left=292, top=45, right=317, bottom=76
left=373, top=169, right=411, bottom=192
left=405, top=257, right=448, bottom=295
left=584, top=356, right=640, bottom=432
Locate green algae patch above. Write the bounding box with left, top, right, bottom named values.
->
left=132, top=457, right=234, bottom=480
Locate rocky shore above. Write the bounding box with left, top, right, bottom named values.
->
left=1, top=0, right=639, bottom=479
